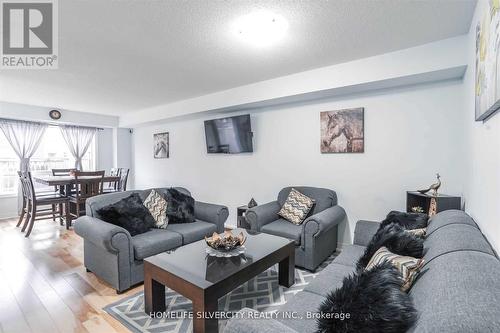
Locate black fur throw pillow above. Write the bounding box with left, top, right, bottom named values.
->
left=316, top=261, right=417, bottom=333
left=380, top=210, right=428, bottom=230
left=357, top=223, right=424, bottom=270
left=162, top=188, right=195, bottom=224
left=97, top=193, right=155, bottom=236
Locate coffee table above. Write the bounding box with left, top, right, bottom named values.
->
left=144, top=228, right=295, bottom=333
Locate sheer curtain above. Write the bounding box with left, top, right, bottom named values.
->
left=0, top=119, right=48, bottom=172
left=0, top=119, right=48, bottom=211
left=59, top=125, right=98, bottom=170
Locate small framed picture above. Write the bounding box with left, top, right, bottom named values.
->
left=153, top=132, right=169, bottom=158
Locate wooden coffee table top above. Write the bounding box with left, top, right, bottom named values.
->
left=144, top=228, right=294, bottom=290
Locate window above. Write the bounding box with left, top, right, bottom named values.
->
left=0, top=126, right=96, bottom=195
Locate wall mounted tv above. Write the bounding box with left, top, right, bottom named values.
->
left=204, top=114, right=253, bottom=154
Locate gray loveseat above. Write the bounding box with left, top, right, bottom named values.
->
left=246, top=186, right=346, bottom=271
left=74, top=187, right=228, bottom=292
left=224, top=210, right=500, bottom=332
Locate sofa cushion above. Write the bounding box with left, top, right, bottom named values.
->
left=423, top=223, right=495, bottom=265
left=138, top=187, right=191, bottom=201
left=261, top=219, right=302, bottom=245
left=161, top=188, right=196, bottom=224
left=96, top=193, right=156, bottom=236
left=276, top=291, right=325, bottom=332
left=409, top=251, right=500, bottom=332
left=332, top=244, right=365, bottom=267
left=357, top=222, right=424, bottom=270
left=143, top=189, right=169, bottom=229
left=278, top=188, right=315, bottom=225
left=278, top=186, right=336, bottom=215
left=366, top=246, right=424, bottom=291
left=380, top=211, right=428, bottom=230
left=304, top=263, right=356, bottom=297
left=167, top=220, right=217, bottom=244
left=317, top=261, right=417, bottom=333
left=427, top=209, right=477, bottom=235
left=132, top=229, right=183, bottom=260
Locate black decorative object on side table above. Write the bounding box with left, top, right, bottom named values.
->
left=237, top=205, right=250, bottom=229
left=406, top=191, right=461, bottom=215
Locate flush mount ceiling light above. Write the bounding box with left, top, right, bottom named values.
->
left=232, top=10, right=288, bottom=47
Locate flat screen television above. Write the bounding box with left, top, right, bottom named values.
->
left=204, top=114, right=253, bottom=154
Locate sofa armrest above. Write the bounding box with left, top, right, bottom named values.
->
left=302, top=205, right=346, bottom=240
left=353, top=220, right=380, bottom=246
left=74, top=216, right=133, bottom=260
left=223, top=308, right=298, bottom=333
left=195, top=201, right=228, bottom=233
left=246, top=201, right=281, bottom=231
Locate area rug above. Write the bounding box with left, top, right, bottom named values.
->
left=104, top=253, right=337, bottom=333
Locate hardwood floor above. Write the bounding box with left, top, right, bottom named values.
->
left=0, top=217, right=142, bottom=333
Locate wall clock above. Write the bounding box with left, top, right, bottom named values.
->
left=49, top=110, right=61, bottom=120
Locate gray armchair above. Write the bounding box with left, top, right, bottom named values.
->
left=74, top=187, right=228, bottom=292
left=246, top=186, right=346, bottom=271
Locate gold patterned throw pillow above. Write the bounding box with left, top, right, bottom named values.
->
left=278, top=188, right=315, bottom=225
left=366, top=246, right=424, bottom=291
left=143, top=189, right=168, bottom=229
left=405, top=228, right=426, bottom=238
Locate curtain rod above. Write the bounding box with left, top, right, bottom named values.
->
left=0, top=118, right=104, bottom=130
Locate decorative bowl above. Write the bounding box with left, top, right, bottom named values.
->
left=205, top=230, right=247, bottom=255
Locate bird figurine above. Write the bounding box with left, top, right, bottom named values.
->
left=418, top=173, right=441, bottom=196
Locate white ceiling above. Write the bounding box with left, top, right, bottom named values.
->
left=0, top=0, right=476, bottom=116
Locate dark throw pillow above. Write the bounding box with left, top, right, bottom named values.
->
left=96, top=193, right=155, bottom=236
left=380, top=210, right=428, bottom=230
left=162, top=188, right=195, bottom=224
left=316, top=261, right=417, bottom=333
left=357, top=223, right=424, bottom=270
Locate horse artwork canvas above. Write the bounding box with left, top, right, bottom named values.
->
left=153, top=132, right=169, bottom=158
left=320, top=108, right=364, bottom=153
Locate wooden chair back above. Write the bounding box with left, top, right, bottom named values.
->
left=74, top=170, right=105, bottom=201
left=18, top=171, right=35, bottom=201
left=118, top=168, right=129, bottom=191
left=108, top=168, right=119, bottom=190
left=52, top=168, right=77, bottom=176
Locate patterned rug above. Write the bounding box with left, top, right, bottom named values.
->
left=104, top=253, right=337, bottom=333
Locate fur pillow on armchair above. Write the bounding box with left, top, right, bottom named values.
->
left=357, top=223, right=424, bottom=270
left=316, top=261, right=417, bottom=333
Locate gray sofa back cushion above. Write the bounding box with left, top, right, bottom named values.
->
left=409, top=251, right=500, bottom=333
left=426, top=209, right=477, bottom=235
left=86, top=187, right=191, bottom=219
left=423, top=223, right=495, bottom=265
left=278, top=186, right=337, bottom=215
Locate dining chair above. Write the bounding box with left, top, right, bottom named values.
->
left=103, top=168, right=120, bottom=193
left=51, top=168, right=76, bottom=176
left=68, top=170, right=105, bottom=219
left=17, top=171, right=70, bottom=237
left=51, top=168, right=77, bottom=224
left=117, top=168, right=130, bottom=191
left=103, top=168, right=129, bottom=193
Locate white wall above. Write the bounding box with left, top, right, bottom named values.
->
left=462, top=0, right=500, bottom=252
left=97, top=128, right=114, bottom=171
left=0, top=101, right=119, bottom=127
left=132, top=80, right=466, bottom=247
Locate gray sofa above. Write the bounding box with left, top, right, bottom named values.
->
left=224, top=210, right=500, bottom=332
left=74, top=187, right=228, bottom=292
left=246, top=186, right=346, bottom=271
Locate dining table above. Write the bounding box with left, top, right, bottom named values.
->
left=33, top=175, right=120, bottom=187
left=33, top=174, right=121, bottom=197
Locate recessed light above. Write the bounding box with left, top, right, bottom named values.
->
left=232, top=10, right=288, bottom=47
